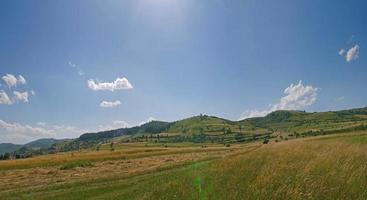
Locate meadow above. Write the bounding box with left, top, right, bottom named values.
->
left=1, top=132, right=367, bottom=199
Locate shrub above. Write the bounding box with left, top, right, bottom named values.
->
left=60, top=160, right=93, bottom=170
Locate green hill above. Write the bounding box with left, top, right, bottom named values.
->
left=24, top=138, right=67, bottom=150
left=246, top=107, right=367, bottom=134
left=0, top=143, right=22, bottom=154
left=0, top=138, right=69, bottom=157
left=31, top=107, right=367, bottom=153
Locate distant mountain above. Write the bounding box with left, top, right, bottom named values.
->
left=24, top=138, right=68, bottom=150
left=0, top=143, right=22, bottom=154
left=55, top=121, right=171, bottom=151
left=0, top=138, right=68, bottom=155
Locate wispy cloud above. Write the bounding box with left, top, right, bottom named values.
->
left=335, top=96, right=345, bottom=102
left=100, top=100, right=121, bottom=108
left=68, top=61, right=84, bottom=76
left=239, top=81, right=318, bottom=120
left=88, top=77, right=133, bottom=91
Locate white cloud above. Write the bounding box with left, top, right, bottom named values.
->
left=0, top=119, right=90, bottom=144
left=346, top=44, right=360, bottom=62
left=0, top=90, right=12, bottom=105
left=100, top=100, right=121, bottom=108
left=2, top=74, right=27, bottom=87
left=13, top=91, right=29, bottom=103
left=139, top=117, right=156, bottom=125
left=239, top=81, right=318, bottom=120
left=98, top=120, right=130, bottom=131
left=18, top=75, right=26, bottom=85
left=2, top=74, right=17, bottom=87
left=239, top=110, right=270, bottom=119
left=339, top=49, right=345, bottom=56
left=87, top=77, right=133, bottom=91
left=51, top=125, right=88, bottom=139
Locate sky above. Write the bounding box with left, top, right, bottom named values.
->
left=0, top=0, right=366, bottom=144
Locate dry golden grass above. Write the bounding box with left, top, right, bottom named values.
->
left=1, top=133, right=367, bottom=199
left=0, top=143, right=236, bottom=170
left=0, top=142, right=260, bottom=197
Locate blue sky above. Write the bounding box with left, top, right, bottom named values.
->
left=0, top=0, right=366, bottom=143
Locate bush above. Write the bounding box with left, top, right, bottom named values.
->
left=60, top=160, right=93, bottom=170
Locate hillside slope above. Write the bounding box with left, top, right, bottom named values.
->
left=40, top=107, right=367, bottom=152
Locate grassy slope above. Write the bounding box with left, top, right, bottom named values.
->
left=2, top=132, right=367, bottom=199
left=246, top=108, right=367, bottom=134
left=166, top=115, right=269, bottom=135
left=50, top=107, right=367, bottom=152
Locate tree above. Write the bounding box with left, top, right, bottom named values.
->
left=110, top=142, right=114, bottom=151
left=3, top=152, right=10, bottom=160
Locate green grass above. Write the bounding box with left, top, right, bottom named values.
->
left=59, top=160, right=93, bottom=170
left=2, top=132, right=367, bottom=199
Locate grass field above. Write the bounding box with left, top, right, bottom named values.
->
left=1, top=132, right=367, bottom=199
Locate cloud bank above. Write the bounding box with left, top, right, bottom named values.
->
left=239, top=81, right=318, bottom=119
left=0, top=120, right=88, bottom=144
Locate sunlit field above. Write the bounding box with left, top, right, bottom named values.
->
left=1, top=132, right=367, bottom=200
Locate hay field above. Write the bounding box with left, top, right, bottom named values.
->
left=1, top=133, right=367, bottom=199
